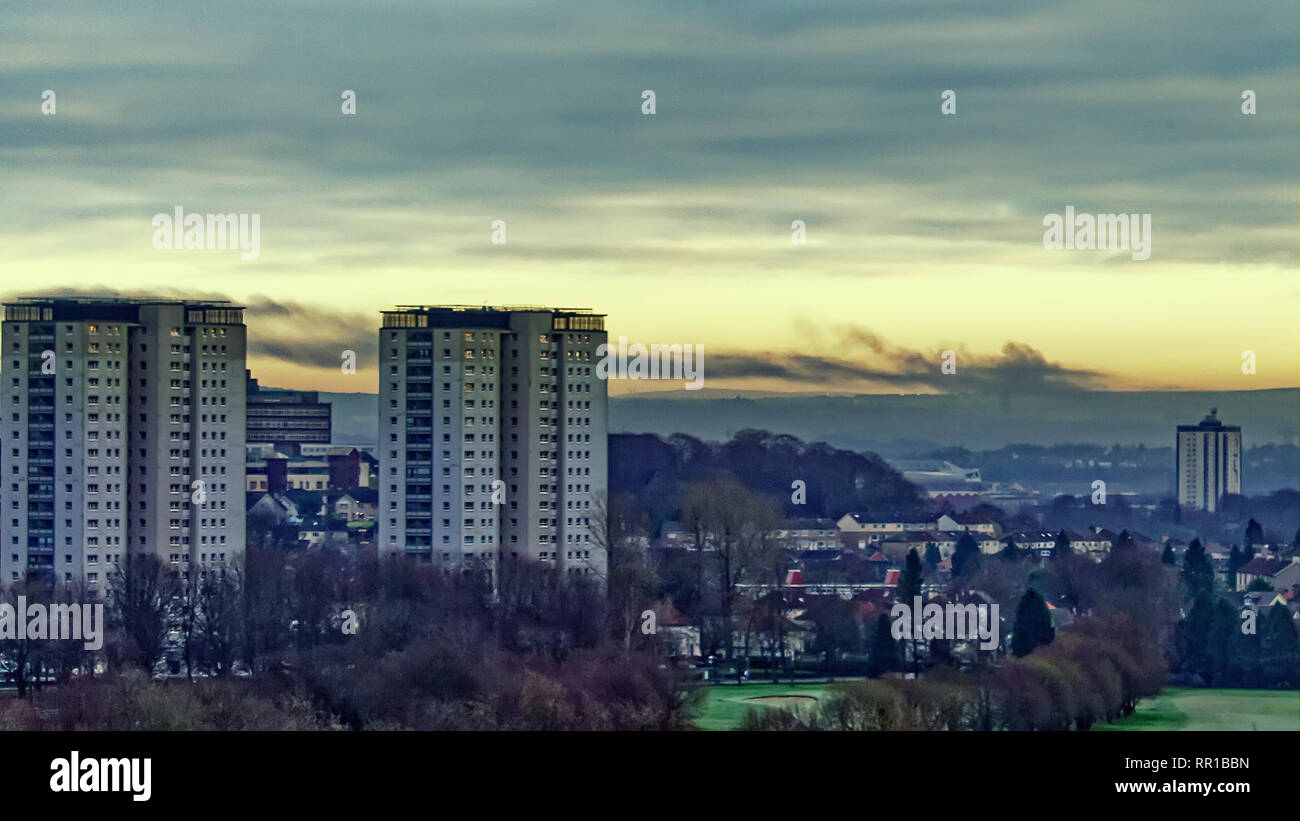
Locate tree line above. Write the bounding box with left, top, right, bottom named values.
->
left=0, top=543, right=696, bottom=731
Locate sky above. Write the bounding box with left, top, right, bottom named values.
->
left=1, top=0, right=1296, bottom=396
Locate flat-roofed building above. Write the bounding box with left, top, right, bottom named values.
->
left=377, top=306, right=608, bottom=581
left=246, top=372, right=331, bottom=451
left=1, top=296, right=246, bottom=592
left=1177, top=408, right=1242, bottom=512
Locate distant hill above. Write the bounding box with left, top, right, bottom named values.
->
left=610, top=430, right=928, bottom=528
left=316, top=388, right=1298, bottom=454
left=608, top=389, right=1299, bottom=455
left=319, top=392, right=378, bottom=446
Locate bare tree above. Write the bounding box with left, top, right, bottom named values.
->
left=178, top=565, right=200, bottom=680
left=591, top=493, right=657, bottom=650
left=46, top=579, right=97, bottom=683
left=0, top=577, right=48, bottom=696
left=682, top=476, right=781, bottom=670
left=107, top=552, right=181, bottom=675
left=240, top=544, right=290, bottom=673
left=193, top=564, right=243, bottom=676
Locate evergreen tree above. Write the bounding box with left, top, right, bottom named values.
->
left=1053, top=529, right=1071, bottom=561
left=1161, top=542, right=1176, bottom=565
left=1230, top=543, right=1257, bottom=584
left=1177, top=591, right=1214, bottom=681
left=1261, top=605, right=1300, bottom=689
left=1011, top=588, right=1055, bottom=657
left=898, top=547, right=924, bottom=600
left=952, top=532, right=980, bottom=577
left=1000, top=536, right=1021, bottom=562
left=1223, top=610, right=1252, bottom=687
left=1244, top=518, right=1264, bottom=551
left=1227, top=545, right=1244, bottom=581
left=1182, top=538, right=1215, bottom=601
left=897, top=548, right=925, bottom=673
left=1208, top=599, right=1237, bottom=686
left=928, top=635, right=954, bottom=666
left=866, top=613, right=899, bottom=678
left=923, top=543, right=941, bottom=570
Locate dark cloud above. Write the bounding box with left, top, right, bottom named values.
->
left=241, top=295, right=377, bottom=368
left=705, top=325, right=1105, bottom=396
left=0, top=287, right=377, bottom=370
left=1, top=0, right=1294, bottom=264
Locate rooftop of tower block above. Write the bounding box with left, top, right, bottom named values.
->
left=1177, top=408, right=1241, bottom=433
left=8, top=296, right=237, bottom=307
left=382, top=305, right=605, bottom=331
left=5, top=296, right=244, bottom=323
left=389, top=305, right=599, bottom=315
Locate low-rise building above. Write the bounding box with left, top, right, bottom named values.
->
left=326, top=487, right=378, bottom=521
left=246, top=444, right=372, bottom=493
left=1236, top=556, right=1300, bottom=594
left=655, top=601, right=701, bottom=659
left=836, top=512, right=932, bottom=539
left=935, top=511, right=1000, bottom=537
left=876, top=531, right=959, bottom=562
left=774, top=518, right=839, bottom=550
left=1066, top=528, right=1112, bottom=558
left=1004, top=531, right=1056, bottom=558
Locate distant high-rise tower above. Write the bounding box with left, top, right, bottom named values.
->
left=1176, top=408, right=1242, bottom=512
left=377, top=306, right=608, bottom=581
left=1, top=297, right=246, bottom=593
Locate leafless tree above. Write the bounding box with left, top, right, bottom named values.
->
left=591, top=493, right=657, bottom=650
left=681, top=476, right=781, bottom=667
left=107, top=552, right=181, bottom=675
left=240, top=544, right=290, bottom=673
left=193, top=564, right=243, bottom=676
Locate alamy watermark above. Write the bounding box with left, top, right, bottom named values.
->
left=595, top=337, right=704, bottom=391
left=0, top=597, right=104, bottom=650
left=891, top=595, right=999, bottom=650
left=1042, top=206, right=1151, bottom=261
left=50, top=751, right=151, bottom=802
left=151, top=206, right=260, bottom=261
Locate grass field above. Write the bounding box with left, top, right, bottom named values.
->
left=691, top=682, right=830, bottom=731
left=693, top=683, right=1299, bottom=731
left=1097, top=688, right=1300, bottom=732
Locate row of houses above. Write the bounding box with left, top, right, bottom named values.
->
left=652, top=585, right=1027, bottom=666
left=658, top=511, right=1139, bottom=564
left=649, top=535, right=1300, bottom=666
left=246, top=487, right=379, bottom=548
left=869, top=527, right=1150, bottom=562
left=836, top=511, right=1000, bottom=539
left=658, top=512, right=1001, bottom=552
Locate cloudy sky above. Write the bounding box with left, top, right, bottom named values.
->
left=2, top=0, right=1296, bottom=395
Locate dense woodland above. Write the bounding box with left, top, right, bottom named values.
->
left=0, top=547, right=693, bottom=730
left=610, top=429, right=927, bottom=525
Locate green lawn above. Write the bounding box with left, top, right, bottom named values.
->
left=693, top=684, right=1299, bottom=731
left=1097, top=688, right=1300, bottom=732
left=691, top=682, right=830, bottom=731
